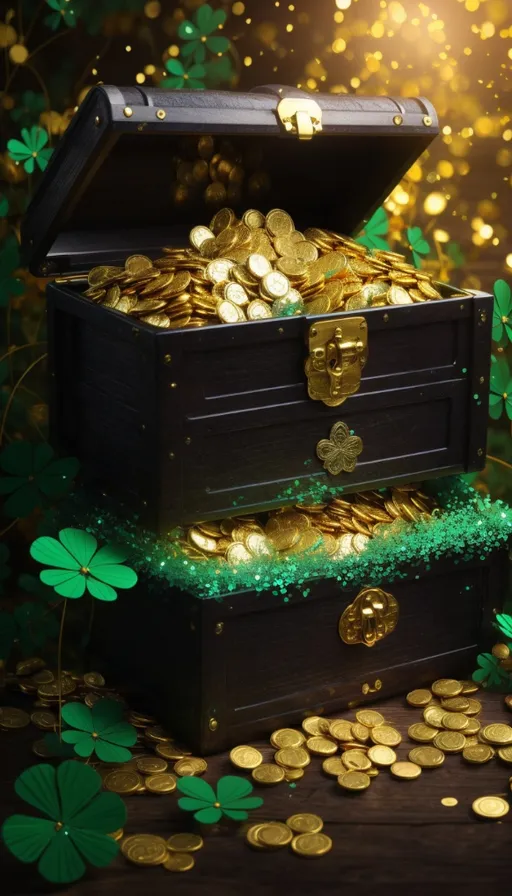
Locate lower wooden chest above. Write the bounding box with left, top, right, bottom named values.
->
left=92, top=547, right=509, bottom=755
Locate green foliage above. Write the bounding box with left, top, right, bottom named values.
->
left=7, top=127, right=53, bottom=174
left=489, top=354, right=512, bottom=421
left=492, top=280, right=512, bottom=344
left=162, top=59, right=206, bottom=90
left=178, top=5, right=229, bottom=63
left=2, top=761, right=126, bottom=883
left=407, top=225, right=431, bottom=268
left=30, top=528, right=138, bottom=600
left=61, top=699, right=137, bottom=762
left=44, top=0, right=78, bottom=30
left=10, top=92, right=46, bottom=126
left=356, top=207, right=390, bottom=251
left=177, top=775, right=263, bottom=824
left=445, top=242, right=465, bottom=268
left=472, top=652, right=508, bottom=687
left=0, top=442, right=79, bottom=518
left=495, top=614, right=512, bottom=641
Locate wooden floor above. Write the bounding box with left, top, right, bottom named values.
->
left=2, top=691, right=512, bottom=896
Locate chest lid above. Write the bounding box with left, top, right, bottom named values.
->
left=22, top=84, right=438, bottom=276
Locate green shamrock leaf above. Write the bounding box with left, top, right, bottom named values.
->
left=492, top=280, right=512, bottom=344
left=0, top=442, right=79, bottom=518
left=61, top=699, right=137, bottom=762
left=0, top=610, right=16, bottom=660
left=472, top=652, right=508, bottom=687
left=407, top=226, right=431, bottom=269
left=7, top=127, right=53, bottom=174
left=10, top=91, right=47, bottom=126
left=204, top=53, right=234, bottom=87
left=2, top=760, right=126, bottom=884
left=0, top=194, right=8, bottom=217
left=0, top=542, right=11, bottom=595
left=13, top=602, right=60, bottom=656
left=44, top=0, right=78, bottom=30
left=495, top=614, right=512, bottom=641
left=489, top=354, right=512, bottom=421
left=42, top=732, right=76, bottom=758
left=177, top=775, right=263, bottom=824
left=356, top=206, right=390, bottom=251
left=445, top=241, right=465, bottom=269
left=178, top=4, right=229, bottom=64
left=162, top=58, right=206, bottom=90
left=30, top=528, right=138, bottom=601
left=18, top=572, right=55, bottom=603
left=0, top=235, right=24, bottom=307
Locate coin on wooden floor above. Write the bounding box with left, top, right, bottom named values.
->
left=167, top=833, right=203, bottom=853
left=472, top=796, right=510, bottom=820
left=156, top=742, right=188, bottom=761
left=322, top=757, right=345, bottom=777
left=342, top=750, right=372, bottom=772
left=174, top=758, right=207, bottom=777
left=440, top=697, right=470, bottom=712
left=337, top=770, right=371, bottom=791
left=464, top=698, right=482, bottom=716
left=252, top=764, right=285, bottom=785
left=121, top=834, right=168, bottom=865
left=408, top=722, right=438, bottom=743
left=406, top=689, right=433, bottom=707
left=367, top=745, right=397, bottom=767
left=284, top=768, right=305, bottom=782
left=83, top=671, right=105, bottom=688
left=230, top=745, right=263, bottom=769
left=0, top=707, right=31, bottom=728
left=306, top=736, right=338, bottom=756
left=423, top=705, right=446, bottom=728
left=286, top=813, right=324, bottom=834
left=408, top=746, right=445, bottom=768
left=30, top=710, right=56, bottom=730
left=145, top=773, right=177, bottom=793
left=104, top=770, right=143, bottom=795
left=329, top=720, right=353, bottom=741
left=163, top=853, right=195, bottom=872
left=370, top=725, right=401, bottom=747
left=460, top=680, right=480, bottom=695
left=291, top=832, right=332, bottom=858
left=270, top=728, right=306, bottom=749
left=482, top=724, right=512, bottom=745
left=136, top=756, right=168, bottom=775
left=391, top=761, right=422, bottom=780
left=431, top=679, right=463, bottom=697
left=258, top=822, right=293, bottom=848
left=275, top=747, right=311, bottom=769
left=352, top=723, right=370, bottom=743
left=441, top=712, right=469, bottom=731
left=462, top=744, right=494, bottom=764
left=433, top=731, right=466, bottom=753
left=498, top=746, right=512, bottom=763
left=464, top=718, right=481, bottom=736
left=246, top=824, right=268, bottom=849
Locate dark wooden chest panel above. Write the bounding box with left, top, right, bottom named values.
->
left=92, top=549, right=508, bottom=754
left=48, top=283, right=491, bottom=531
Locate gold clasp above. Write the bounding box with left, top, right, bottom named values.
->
left=305, top=316, right=368, bottom=407
left=339, top=587, right=399, bottom=648
left=276, top=97, right=323, bottom=140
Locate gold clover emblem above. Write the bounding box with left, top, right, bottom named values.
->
left=316, top=421, right=363, bottom=476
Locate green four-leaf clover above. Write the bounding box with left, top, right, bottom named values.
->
left=356, top=206, right=390, bottom=251
left=7, top=127, right=53, bottom=174
left=162, top=59, right=206, bottom=90
left=492, top=279, right=512, bottom=344
left=177, top=775, right=263, bottom=824
left=0, top=442, right=79, bottom=518
left=489, top=355, right=512, bottom=421
left=2, top=761, right=126, bottom=884
left=179, top=4, right=229, bottom=63
left=44, top=0, right=78, bottom=30
left=10, top=91, right=47, bottom=126
left=61, top=699, right=137, bottom=762
left=495, top=614, right=512, bottom=641
left=407, top=226, right=431, bottom=269
left=30, top=528, right=138, bottom=601
left=472, top=652, right=508, bottom=687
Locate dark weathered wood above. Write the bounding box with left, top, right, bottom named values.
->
left=92, top=549, right=508, bottom=755
left=47, top=283, right=492, bottom=531
left=2, top=690, right=512, bottom=896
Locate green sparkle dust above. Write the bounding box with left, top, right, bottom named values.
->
left=462, top=368, right=468, bottom=374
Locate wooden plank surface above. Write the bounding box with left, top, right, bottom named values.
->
left=1, top=691, right=512, bottom=895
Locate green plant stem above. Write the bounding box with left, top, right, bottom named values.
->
left=57, top=599, right=67, bottom=742
left=0, top=518, right=19, bottom=538
left=0, top=352, right=47, bottom=446
left=0, top=343, right=46, bottom=365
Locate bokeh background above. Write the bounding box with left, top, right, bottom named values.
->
left=0, top=0, right=511, bottom=529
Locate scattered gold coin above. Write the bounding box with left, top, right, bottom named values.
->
left=462, top=745, right=494, bottom=764
left=441, top=797, right=458, bottom=807
left=497, top=746, right=512, bottom=764
left=482, top=724, right=512, bottom=745
left=270, top=728, right=305, bottom=749
left=275, top=747, right=311, bottom=769
left=166, top=833, right=203, bottom=853
left=302, top=716, right=330, bottom=737
left=408, top=722, right=438, bottom=743
left=230, top=745, right=263, bottom=770
left=306, top=736, right=338, bottom=756
left=286, top=814, right=324, bottom=834
left=163, top=853, right=195, bottom=872
left=252, top=764, right=285, bottom=785
left=431, top=679, right=463, bottom=698
left=257, top=822, right=293, bottom=849
left=30, top=710, right=56, bottom=731
left=370, top=725, right=401, bottom=747
left=423, top=705, right=446, bottom=728
left=174, top=757, right=208, bottom=777
left=322, top=757, right=345, bottom=777
left=83, top=671, right=105, bottom=688
left=406, top=689, right=433, bottom=707
left=337, top=770, right=371, bottom=792
left=121, top=834, right=168, bottom=866
left=472, top=796, right=510, bottom=820
left=291, top=832, right=333, bottom=858
left=433, top=731, right=466, bottom=753
left=355, top=710, right=385, bottom=728
left=341, top=750, right=372, bottom=772
left=390, top=761, right=422, bottom=780
left=136, top=756, right=168, bottom=775
left=104, top=770, right=143, bottom=795
left=145, top=773, right=177, bottom=793
left=367, top=745, right=397, bottom=767
left=408, top=746, right=445, bottom=768
left=0, top=707, right=31, bottom=729
left=441, top=712, right=469, bottom=732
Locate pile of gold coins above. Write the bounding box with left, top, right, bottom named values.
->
left=246, top=814, right=332, bottom=857
left=175, top=483, right=438, bottom=565
left=81, top=206, right=444, bottom=330
left=120, top=832, right=203, bottom=872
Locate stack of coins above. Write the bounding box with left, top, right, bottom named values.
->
left=120, top=831, right=203, bottom=872
left=175, top=483, right=438, bottom=565
left=246, top=814, right=332, bottom=857
left=82, top=206, right=445, bottom=330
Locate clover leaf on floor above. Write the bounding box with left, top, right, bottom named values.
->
left=178, top=4, right=229, bottom=63
left=356, top=207, right=390, bottom=251
left=30, top=528, right=138, bottom=601
left=2, top=760, right=126, bottom=884
left=61, top=699, right=137, bottom=762
left=472, top=652, right=508, bottom=688
left=0, top=442, right=79, bottom=518
left=492, top=280, right=512, bottom=344
left=407, top=226, right=431, bottom=269
left=177, top=775, right=263, bottom=823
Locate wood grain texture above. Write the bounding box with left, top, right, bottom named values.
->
left=1, top=691, right=512, bottom=896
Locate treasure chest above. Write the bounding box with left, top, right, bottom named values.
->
left=23, top=85, right=492, bottom=532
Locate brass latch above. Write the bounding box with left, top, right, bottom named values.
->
left=276, top=97, right=323, bottom=140
left=339, top=587, right=399, bottom=648
left=305, top=316, right=368, bottom=407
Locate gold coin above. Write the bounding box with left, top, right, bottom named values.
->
left=463, top=744, right=494, bottom=764
left=291, top=832, right=332, bottom=858
left=390, top=761, right=422, bottom=780
left=247, top=299, right=272, bottom=320
left=406, top=689, right=432, bottom=707
left=174, top=758, right=208, bottom=777
left=440, top=697, right=470, bottom=712
left=83, top=671, right=105, bottom=688
left=370, top=725, right=401, bottom=747
left=408, top=746, right=445, bottom=768
left=104, top=770, right=143, bottom=795
left=226, top=542, right=253, bottom=564
left=322, top=757, right=345, bottom=777
left=266, top=208, right=294, bottom=237
left=284, top=768, right=305, bottom=782
left=217, top=298, right=245, bottom=323
left=16, top=657, right=46, bottom=676
left=247, top=253, right=272, bottom=279
left=302, top=716, right=330, bottom=737
left=329, top=720, right=353, bottom=741
left=245, top=532, right=273, bottom=557
left=306, top=736, right=338, bottom=756
left=472, top=796, right=510, bottom=820
left=408, top=723, right=438, bottom=743
left=460, top=680, right=480, bottom=695
left=260, top=270, right=290, bottom=299
left=0, top=707, right=31, bottom=729
left=230, top=745, right=263, bottom=770
left=257, top=822, right=293, bottom=848
left=37, top=678, right=76, bottom=699
left=433, top=731, right=466, bottom=753
left=286, top=813, right=323, bottom=834
left=121, top=833, right=168, bottom=865
left=206, top=258, right=234, bottom=283
left=163, top=853, right=195, bottom=872
left=224, top=281, right=248, bottom=306
left=31, top=669, right=55, bottom=685
left=351, top=722, right=370, bottom=743
left=431, top=679, right=463, bottom=697
left=252, top=764, right=285, bottom=785
left=367, top=745, right=397, bottom=767
left=274, top=747, right=311, bottom=769
left=498, top=745, right=512, bottom=764
left=464, top=718, right=481, bottom=736
left=190, top=225, right=215, bottom=251
left=145, top=773, right=178, bottom=793
left=243, top=208, right=266, bottom=230
left=145, top=725, right=173, bottom=744
left=156, top=742, right=188, bottom=761
left=342, top=750, right=372, bottom=772
left=388, top=284, right=413, bottom=305
left=136, top=757, right=168, bottom=775
left=441, top=797, right=458, bottom=807
left=441, top=712, right=469, bottom=731
left=270, top=728, right=306, bottom=749
left=482, top=724, right=512, bottom=745
left=355, top=710, right=385, bottom=728
left=423, top=705, right=446, bottom=728
left=464, top=698, right=482, bottom=716
left=30, top=710, right=56, bottom=731
left=246, top=823, right=268, bottom=849
left=166, top=833, right=203, bottom=853
left=107, top=828, right=124, bottom=842
left=338, top=770, right=371, bottom=792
